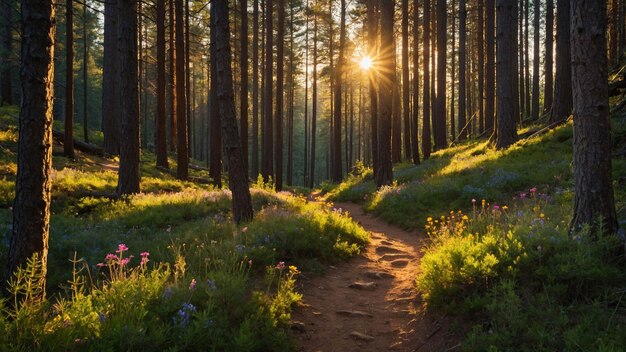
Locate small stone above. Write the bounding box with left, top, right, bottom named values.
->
left=349, top=331, right=375, bottom=341
left=335, top=310, right=373, bottom=317
left=379, top=253, right=413, bottom=261
left=348, top=282, right=377, bottom=290
left=375, top=246, right=404, bottom=255
left=290, top=320, right=306, bottom=332
left=364, top=271, right=395, bottom=279
left=390, top=259, right=409, bottom=268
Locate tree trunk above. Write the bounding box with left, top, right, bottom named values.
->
left=168, top=0, right=177, bottom=152
left=477, top=0, right=484, bottom=133
left=117, top=0, right=140, bottom=195
left=185, top=0, right=191, bottom=158
left=6, top=0, right=55, bottom=294
left=523, top=0, right=530, bottom=120
left=214, top=0, right=253, bottom=224
left=303, top=0, right=309, bottom=186
left=262, top=0, right=274, bottom=182
left=544, top=0, right=554, bottom=114
left=82, top=1, right=89, bottom=144
left=434, top=0, right=447, bottom=150
left=458, top=0, right=467, bottom=140
left=287, top=1, right=295, bottom=186
left=156, top=0, right=168, bottom=169
left=252, top=0, right=259, bottom=178
left=332, top=0, right=345, bottom=182
left=422, top=0, right=432, bottom=159
left=275, top=0, right=285, bottom=190
left=571, top=0, right=617, bottom=236
left=368, top=0, right=379, bottom=174
left=485, top=0, right=495, bottom=133
left=65, top=0, right=74, bottom=158
left=209, top=3, right=221, bottom=188
left=241, top=0, right=249, bottom=173
left=531, top=0, right=539, bottom=121
left=376, top=0, right=394, bottom=188
left=310, top=9, right=318, bottom=188
left=495, top=0, right=518, bottom=149
left=402, top=0, right=411, bottom=160
left=611, top=0, right=619, bottom=66
left=551, top=0, right=572, bottom=123
left=102, top=0, right=119, bottom=155
left=411, top=0, right=420, bottom=164
left=0, top=0, right=12, bottom=105
left=175, top=0, right=188, bottom=180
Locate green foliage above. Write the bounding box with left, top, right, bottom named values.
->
left=417, top=193, right=626, bottom=351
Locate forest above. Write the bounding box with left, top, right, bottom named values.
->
left=0, top=0, right=625, bottom=350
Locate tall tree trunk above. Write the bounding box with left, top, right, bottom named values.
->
left=523, top=0, right=530, bottom=119
left=185, top=0, right=191, bottom=157
left=518, top=0, right=525, bottom=121
left=102, top=0, right=119, bottom=155
left=422, top=0, right=432, bottom=159
left=368, top=0, right=379, bottom=174
left=214, top=0, right=253, bottom=224
left=0, top=0, right=12, bottom=105
left=544, top=0, right=554, bottom=114
left=332, top=0, right=345, bottom=182
left=175, top=0, right=188, bottom=180
left=303, top=0, right=309, bottom=186
left=209, top=2, right=222, bottom=188
left=477, top=0, right=484, bottom=133
left=241, top=0, right=249, bottom=172
left=82, top=1, right=89, bottom=144
left=551, top=0, right=572, bottom=123
left=117, top=0, right=140, bottom=195
left=6, top=0, right=55, bottom=294
left=570, top=0, right=617, bottom=235
left=610, top=0, right=619, bottom=66
left=252, top=0, right=259, bottom=178
left=376, top=0, right=394, bottom=187
left=275, top=0, right=285, bottom=190
left=262, top=0, right=274, bottom=182
left=402, top=0, right=411, bottom=159
left=458, top=0, right=467, bottom=140
left=495, top=0, right=518, bottom=149
left=65, top=0, right=74, bottom=158
left=531, top=0, right=539, bottom=121
left=310, top=6, right=318, bottom=188
left=168, top=0, right=177, bottom=152
left=411, top=0, right=420, bottom=164
left=156, top=0, right=168, bottom=169
left=485, top=0, right=495, bottom=133
left=434, top=0, right=447, bottom=150
left=287, top=1, right=295, bottom=186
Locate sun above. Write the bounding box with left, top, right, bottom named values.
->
left=359, top=56, right=373, bottom=71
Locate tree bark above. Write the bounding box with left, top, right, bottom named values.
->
left=214, top=0, right=253, bottom=224
left=551, top=0, right=572, bottom=123
left=262, top=0, right=274, bottom=182
left=531, top=0, right=539, bottom=121
left=376, top=0, right=394, bottom=188
left=485, top=0, right=495, bottom=133
left=368, top=0, right=379, bottom=174
left=477, top=0, right=484, bottom=133
left=402, top=0, right=411, bottom=160
left=240, top=0, right=249, bottom=173
left=209, top=2, right=222, bottom=188
left=310, top=7, right=318, bottom=188
left=168, top=0, right=177, bottom=152
left=570, top=0, right=617, bottom=236
left=458, top=0, right=467, bottom=140
left=252, top=0, right=259, bottom=178
left=116, top=0, right=141, bottom=195
left=65, top=0, right=74, bottom=158
left=544, top=0, right=554, bottom=114
left=422, top=0, right=432, bottom=159
left=156, top=0, right=168, bottom=169
left=6, top=0, right=55, bottom=294
left=275, top=0, right=285, bottom=190
left=332, top=0, right=345, bottom=182
left=411, top=0, right=420, bottom=164
left=175, top=0, right=188, bottom=180
left=287, top=1, right=295, bottom=186
left=495, top=0, right=518, bottom=149
left=434, top=0, right=447, bottom=150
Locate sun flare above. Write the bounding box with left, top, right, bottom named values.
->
left=359, top=56, right=373, bottom=71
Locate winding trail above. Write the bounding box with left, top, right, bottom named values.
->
left=291, top=201, right=458, bottom=352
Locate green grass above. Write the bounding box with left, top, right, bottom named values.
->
left=0, top=105, right=369, bottom=351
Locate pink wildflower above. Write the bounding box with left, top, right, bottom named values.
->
left=97, top=263, right=105, bottom=268
left=116, top=244, right=129, bottom=253
left=120, top=258, right=130, bottom=266
left=105, top=253, right=118, bottom=261
left=275, top=261, right=286, bottom=271
left=530, top=187, right=537, bottom=194
left=189, top=278, right=197, bottom=290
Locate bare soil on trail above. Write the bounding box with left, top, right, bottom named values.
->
left=291, top=201, right=459, bottom=352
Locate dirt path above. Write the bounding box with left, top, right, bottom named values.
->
left=291, top=201, right=458, bottom=352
